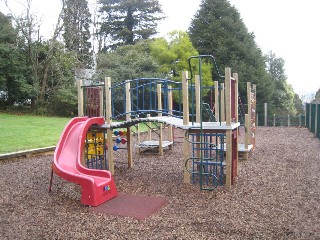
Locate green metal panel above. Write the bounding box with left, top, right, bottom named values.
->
left=310, top=104, right=316, bottom=133
left=305, top=103, right=310, bottom=129
left=317, top=104, right=320, bottom=139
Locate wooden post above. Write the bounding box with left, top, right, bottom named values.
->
left=183, top=72, right=189, bottom=126
left=147, top=114, right=152, bottom=141
left=252, top=84, right=257, bottom=131
left=252, top=82, right=257, bottom=148
left=157, top=83, right=163, bottom=156
left=220, top=83, right=225, bottom=122
left=137, top=121, right=141, bottom=154
left=105, top=77, right=114, bottom=173
left=273, top=114, right=276, bottom=127
left=99, top=86, right=104, bottom=117
left=225, top=68, right=232, bottom=126
left=168, top=86, right=173, bottom=150
left=244, top=114, right=249, bottom=160
left=247, top=82, right=252, bottom=127
left=182, top=71, right=190, bottom=183
left=264, top=103, right=268, bottom=127
left=77, top=79, right=84, bottom=117
left=125, top=80, right=133, bottom=168
left=225, top=67, right=232, bottom=189
left=125, top=81, right=131, bottom=121
left=233, top=73, right=239, bottom=175
left=288, top=115, right=290, bottom=127
left=214, top=81, right=220, bottom=122
left=157, top=83, right=162, bottom=116
left=233, top=73, right=239, bottom=123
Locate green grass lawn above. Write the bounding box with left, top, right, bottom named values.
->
left=0, top=113, right=71, bottom=154
left=0, top=113, right=157, bottom=154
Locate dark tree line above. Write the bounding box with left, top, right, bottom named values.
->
left=0, top=0, right=306, bottom=116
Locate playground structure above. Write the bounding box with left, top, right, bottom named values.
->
left=76, top=56, right=240, bottom=190
left=51, top=55, right=254, bottom=206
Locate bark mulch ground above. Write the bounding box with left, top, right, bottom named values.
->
left=1, top=127, right=319, bottom=239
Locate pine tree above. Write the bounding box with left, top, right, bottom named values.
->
left=97, top=0, right=164, bottom=50
left=62, top=0, right=93, bottom=68
left=189, top=0, right=275, bottom=113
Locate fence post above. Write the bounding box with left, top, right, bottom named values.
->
left=273, top=114, right=275, bottom=127
left=264, top=103, right=268, bottom=126
left=316, top=103, right=318, bottom=137
left=309, top=103, right=312, bottom=130
left=288, top=114, right=290, bottom=127
left=299, top=114, right=302, bottom=127
left=305, top=103, right=308, bottom=127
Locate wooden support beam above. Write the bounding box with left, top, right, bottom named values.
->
left=125, top=81, right=133, bottom=168
left=168, top=86, right=173, bottom=150
left=214, top=81, right=220, bottom=122
left=182, top=71, right=190, bottom=183
left=233, top=73, right=239, bottom=123
left=225, top=67, right=232, bottom=126
left=105, top=77, right=114, bottom=173
left=244, top=113, right=249, bottom=160
left=125, top=81, right=131, bottom=121
left=220, top=83, right=225, bottom=122
left=127, top=126, right=133, bottom=168
left=157, top=83, right=163, bottom=156
left=226, top=130, right=232, bottom=190
left=99, top=86, right=103, bottom=117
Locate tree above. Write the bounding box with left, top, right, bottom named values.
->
left=265, top=51, right=303, bottom=114
left=62, top=0, right=93, bottom=68
left=189, top=0, right=275, bottom=113
left=96, top=39, right=159, bottom=82
left=265, top=51, right=286, bottom=82
left=150, top=31, right=199, bottom=78
left=0, top=12, right=32, bottom=107
left=97, top=0, right=164, bottom=50
left=1, top=1, right=81, bottom=115
left=312, top=88, right=320, bottom=103
left=150, top=31, right=213, bottom=86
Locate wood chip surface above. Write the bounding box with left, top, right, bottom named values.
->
left=1, top=127, right=319, bottom=239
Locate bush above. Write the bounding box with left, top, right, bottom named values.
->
left=48, top=87, right=77, bottom=117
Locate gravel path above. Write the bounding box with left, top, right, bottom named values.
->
left=1, top=127, right=319, bottom=239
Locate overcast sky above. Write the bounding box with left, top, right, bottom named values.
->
left=1, top=0, right=319, bottom=95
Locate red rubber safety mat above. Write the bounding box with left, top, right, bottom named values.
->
left=92, top=193, right=168, bottom=220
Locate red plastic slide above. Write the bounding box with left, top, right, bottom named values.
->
left=52, top=117, right=117, bottom=206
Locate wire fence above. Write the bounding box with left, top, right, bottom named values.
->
left=255, top=103, right=319, bottom=140
left=256, top=114, right=305, bottom=127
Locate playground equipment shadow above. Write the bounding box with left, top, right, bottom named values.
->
left=1, top=127, right=319, bottom=239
